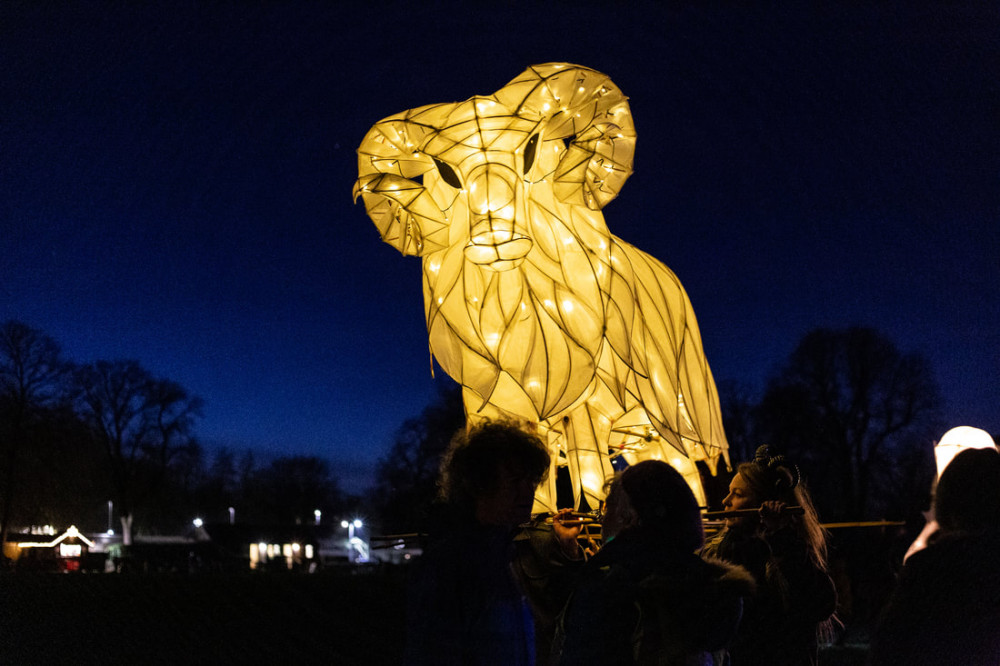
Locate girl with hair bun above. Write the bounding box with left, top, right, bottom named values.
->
left=701, top=446, right=837, bottom=666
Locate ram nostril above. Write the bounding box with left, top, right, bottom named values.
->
left=496, top=238, right=532, bottom=261
left=470, top=220, right=516, bottom=246
left=466, top=217, right=533, bottom=268
left=464, top=243, right=500, bottom=266
left=463, top=241, right=530, bottom=271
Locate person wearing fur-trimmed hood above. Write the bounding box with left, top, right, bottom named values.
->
left=552, top=460, right=755, bottom=665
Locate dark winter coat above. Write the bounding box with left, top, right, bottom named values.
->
left=512, top=520, right=587, bottom=666
left=870, top=529, right=1000, bottom=666
left=403, top=522, right=535, bottom=666
left=553, top=528, right=756, bottom=666
left=701, top=527, right=836, bottom=666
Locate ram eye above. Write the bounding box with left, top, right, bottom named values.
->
left=522, top=133, right=540, bottom=175
left=432, top=157, right=462, bottom=188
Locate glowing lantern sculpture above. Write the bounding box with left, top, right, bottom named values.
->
left=354, top=63, right=729, bottom=511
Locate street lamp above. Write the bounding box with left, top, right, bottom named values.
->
left=340, top=518, right=362, bottom=535
left=340, top=519, right=366, bottom=563
left=314, top=509, right=322, bottom=525
left=107, top=500, right=114, bottom=535
left=193, top=518, right=203, bottom=528
left=228, top=507, right=235, bottom=525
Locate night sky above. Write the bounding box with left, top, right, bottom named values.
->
left=3, top=2, right=997, bottom=493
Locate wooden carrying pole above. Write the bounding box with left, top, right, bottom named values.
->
left=702, top=506, right=805, bottom=519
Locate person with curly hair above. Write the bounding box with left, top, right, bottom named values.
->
left=403, top=419, right=551, bottom=666
left=701, top=445, right=837, bottom=666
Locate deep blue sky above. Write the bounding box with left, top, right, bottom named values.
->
left=3, top=2, right=997, bottom=493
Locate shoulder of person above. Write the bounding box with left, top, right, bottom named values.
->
left=699, top=554, right=758, bottom=597
left=641, top=553, right=756, bottom=602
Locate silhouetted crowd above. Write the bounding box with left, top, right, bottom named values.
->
left=402, top=421, right=1000, bottom=665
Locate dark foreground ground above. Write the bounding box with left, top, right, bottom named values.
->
left=0, top=566, right=870, bottom=665
left=0, top=567, right=408, bottom=665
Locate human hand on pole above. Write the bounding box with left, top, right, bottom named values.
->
left=551, top=508, right=600, bottom=559
left=759, top=500, right=790, bottom=533
left=552, top=508, right=584, bottom=558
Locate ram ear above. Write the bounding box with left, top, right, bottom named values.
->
left=355, top=113, right=451, bottom=256
left=353, top=174, right=449, bottom=256
left=507, top=63, right=636, bottom=210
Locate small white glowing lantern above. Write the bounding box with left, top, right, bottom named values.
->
left=934, top=426, right=996, bottom=477
left=355, top=63, right=730, bottom=510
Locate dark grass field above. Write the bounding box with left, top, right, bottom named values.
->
left=0, top=567, right=871, bottom=665
left=0, top=567, right=408, bottom=665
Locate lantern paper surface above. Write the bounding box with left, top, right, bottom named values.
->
left=934, top=425, right=996, bottom=477
left=354, top=63, right=729, bottom=511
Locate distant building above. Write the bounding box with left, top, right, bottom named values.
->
left=200, top=523, right=321, bottom=572
left=3, top=525, right=107, bottom=572
left=2, top=521, right=388, bottom=573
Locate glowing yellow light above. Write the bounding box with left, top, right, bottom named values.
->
left=581, top=471, right=601, bottom=493
left=935, top=426, right=997, bottom=477
left=355, top=63, right=729, bottom=508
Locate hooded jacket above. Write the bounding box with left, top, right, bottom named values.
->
left=700, top=526, right=836, bottom=666
left=870, top=529, right=1000, bottom=666
left=553, top=528, right=756, bottom=665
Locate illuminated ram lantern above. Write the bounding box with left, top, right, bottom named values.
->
left=354, top=63, right=728, bottom=511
